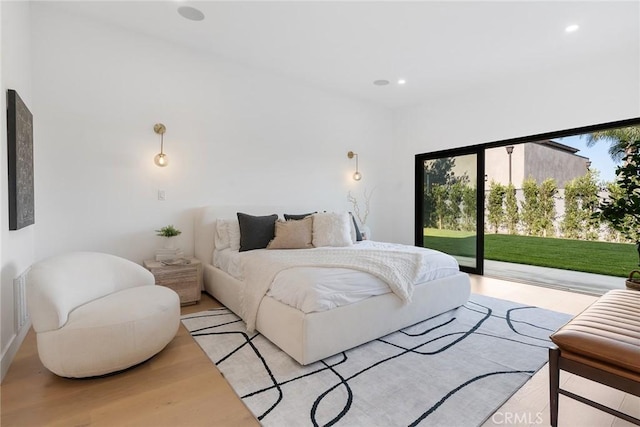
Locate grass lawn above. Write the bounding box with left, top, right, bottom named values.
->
left=424, top=228, right=637, bottom=277
left=424, top=229, right=476, bottom=257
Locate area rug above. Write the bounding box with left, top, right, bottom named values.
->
left=181, top=295, right=571, bottom=426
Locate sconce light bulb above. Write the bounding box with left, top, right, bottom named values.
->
left=353, top=171, right=362, bottom=181
left=154, top=153, right=168, bottom=167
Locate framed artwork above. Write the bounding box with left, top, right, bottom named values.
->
left=7, top=89, right=34, bottom=230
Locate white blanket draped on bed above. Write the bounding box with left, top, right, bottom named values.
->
left=239, top=247, right=426, bottom=332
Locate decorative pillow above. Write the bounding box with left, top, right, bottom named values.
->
left=284, top=212, right=316, bottom=221
left=227, top=220, right=241, bottom=251
left=237, top=212, right=278, bottom=252
left=312, top=212, right=353, bottom=247
left=214, top=219, right=230, bottom=249
left=349, top=212, right=363, bottom=242
left=267, top=217, right=314, bottom=249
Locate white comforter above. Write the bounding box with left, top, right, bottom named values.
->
left=267, top=267, right=391, bottom=313
left=219, top=241, right=460, bottom=332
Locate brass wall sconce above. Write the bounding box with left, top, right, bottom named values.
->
left=347, top=151, right=362, bottom=181
left=154, top=123, right=168, bottom=167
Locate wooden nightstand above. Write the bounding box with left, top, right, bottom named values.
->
left=143, top=258, right=202, bottom=305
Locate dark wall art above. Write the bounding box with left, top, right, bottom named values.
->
left=7, top=89, right=34, bottom=230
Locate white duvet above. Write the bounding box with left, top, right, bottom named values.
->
left=214, top=241, right=460, bottom=322
left=267, top=267, right=391, bottom=313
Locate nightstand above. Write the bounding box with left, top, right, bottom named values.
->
left=143, top=258, right=202, bottom=305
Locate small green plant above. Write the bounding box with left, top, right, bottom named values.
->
left=155, top=225, right=182, bottom=238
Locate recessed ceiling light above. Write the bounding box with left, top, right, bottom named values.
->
left=373, top=80, right=390, bottom=86
left=178, top=6, right=205, bottom=21
left=565, top=24, right=579, bottom=33
left=398, top=79, right=406, bottom=85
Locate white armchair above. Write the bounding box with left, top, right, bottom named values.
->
left=27, top=251, right=180, bottom=378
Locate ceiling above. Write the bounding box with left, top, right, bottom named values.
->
left=45, top=1, right=640, bottom=109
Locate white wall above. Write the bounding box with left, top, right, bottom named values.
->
left=30, top=3, right=393, bottom=264
left=390, top=50, right=640, bottom=244
left=1, top=1, right=34, bottom=381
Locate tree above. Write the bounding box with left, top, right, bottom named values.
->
left=504, top=183, right=519, bottom=235
left=600, top=183, right=626, bottom=242
left=431, top=184, right=448, bottom=230
left=445, top=181, right=464, bottom=230
left=597, top=140, right=640, bottom=265
left=579, top=171, right=600, bottom=240
left=520, top=178, right=539, bottom=236
left=487, top=181, right=505, bottom=233
left=537, top=178, right=557, bottom=237
left=562, top=181, right=581, bottom=239
left=562, top=171, right=599, bottom=240
left=461, top=185, right=477, bottom=232
left=423, top=158, right=456, bottom=227
left=585, top=126, right=640, bottom=162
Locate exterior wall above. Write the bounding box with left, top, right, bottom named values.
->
left=486, top=142, right=589, bottom=190
left=485, top=145, right=526, bottom=188
left=524, top=143, right=589, bottom=188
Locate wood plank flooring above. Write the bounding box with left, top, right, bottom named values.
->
left=0, top=297, right=258, bottom=427
left=1, top=275, right=637, bottom=426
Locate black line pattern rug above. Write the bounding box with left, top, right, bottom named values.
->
left=181, top=295, right=571, bottom=426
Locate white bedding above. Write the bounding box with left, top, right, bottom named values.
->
left=213, top=240, right=460, bottom=314
left=195, top=206, right=471, bottom=365
left=268, top=267, right=390, bottom=313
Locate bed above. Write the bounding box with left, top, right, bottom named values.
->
left=194, top=206, right=471, bottom=365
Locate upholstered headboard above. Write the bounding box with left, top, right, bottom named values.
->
left=193, top=205, right=326, bottom=266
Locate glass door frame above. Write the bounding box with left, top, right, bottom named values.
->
left=414, top=117, right=640, bottom=279
left=415, top=146, right=485, bottom=275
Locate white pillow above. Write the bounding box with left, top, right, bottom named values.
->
left=312, top=212, right=353, bottom=247
left=227, top=220, right=241, bottom=251
left=215, top=219, right=241, bottom=251
left=214, top=219, right=230, bottom=250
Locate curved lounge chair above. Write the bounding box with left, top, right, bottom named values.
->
left=27, top=251, right=180, bottom=378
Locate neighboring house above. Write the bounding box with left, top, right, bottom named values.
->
left=485, top=140, right=590, bottom=189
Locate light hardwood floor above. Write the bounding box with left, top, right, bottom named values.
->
left=1, top=276, right=638, bottom=426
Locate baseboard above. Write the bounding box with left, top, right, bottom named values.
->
left=0, top=319, right=31, bottom=383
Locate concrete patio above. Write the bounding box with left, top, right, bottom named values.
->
left=484, top=260, right=626, bottom=295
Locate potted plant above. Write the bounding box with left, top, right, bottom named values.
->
left=596, top=140, right=640, bottom=289
left=156, top=225, right=182, bottom=249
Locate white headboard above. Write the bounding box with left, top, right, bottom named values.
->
left=193, top=205, right=329, bottom=265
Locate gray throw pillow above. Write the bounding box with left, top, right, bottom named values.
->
left=237, top=212, right=278, bottom=252
left=350, top=212, right=363, bottom=241
left=284, top=212, right=316, bottom=221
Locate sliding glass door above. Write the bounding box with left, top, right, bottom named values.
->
left=415, top=148, right=484, bottom=274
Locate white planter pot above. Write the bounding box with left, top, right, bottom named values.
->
left=164, top=237, right=176, bottom=249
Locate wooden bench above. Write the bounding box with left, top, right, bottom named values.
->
left=549, top=289, right=640, bottom=426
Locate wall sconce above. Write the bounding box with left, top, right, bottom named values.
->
left=153, top=123, right=168, bottom=167
left=347, top=151, right=362, bottom=181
